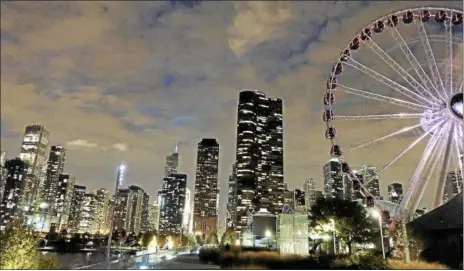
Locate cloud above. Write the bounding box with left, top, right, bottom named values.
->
left=1, top=1, right=462, bottom=226
left=112, top=143, right=129, bottom=152
left=67, top=139, right=98, bottom=148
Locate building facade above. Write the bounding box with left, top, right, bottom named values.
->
left=78, top=192, right=97, bottom=233
left=113, top=188, right=129, bottom=232
left=19, top=125, right=50, bottom=210
left=357, top=165, right=380, bottom=199
left=443, top=171, right=463, bottom=203
left=126, top=185, right=145, bottom=234
left=141, top=192, right=150, bottom=233
left=54, top=174, right=75, bottom=230
left=164, top=149, right=179, bottom=177
left=323, top=159, right=343, bottom=199
left=68, top=185, right=86, bottom=232
left=147, top=201, right=160, bottom=232
left=226, top=164, right=237, bottom=228
left=43, top=146, right=67, bottom=213
left=193, top=138, right=219, bottom=236
left=0, top=158, right=28, bottom=230
left=388, top=183, right=403, bottom=204
left=294, top=189, right=305, bottom=207
left=235, top=90, right=284, bottom=234
left=304, top=178, right=316, bottom=211
left=159, top=173, right=187, bottom=236
left=94, top=188, right=110, bottom=234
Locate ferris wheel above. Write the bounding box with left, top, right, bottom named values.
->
left=323, top=7, right=463, bottom=220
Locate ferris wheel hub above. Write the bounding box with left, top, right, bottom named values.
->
left=449, top=92, right=463, bottom=120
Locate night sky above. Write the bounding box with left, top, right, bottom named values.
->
left=1, top=1, right=462, bottom=227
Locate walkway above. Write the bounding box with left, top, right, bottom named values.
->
left=152, top=254, right=220, bottom=270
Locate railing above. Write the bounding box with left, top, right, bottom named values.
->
left=75, top=247, right=191, bottom=270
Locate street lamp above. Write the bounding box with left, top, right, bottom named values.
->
left=329, top=219, right=336, bottom=255
left=107, top=163, right=126, bottom=266
left=265, top=230, right=272, bottom=248
left=371, top=209, right=386, bottom=259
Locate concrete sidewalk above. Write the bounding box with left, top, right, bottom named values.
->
left=153, top=254, right=220, bottom=270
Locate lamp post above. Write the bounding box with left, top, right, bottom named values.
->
left=107, top=163, right=125, bottom=267
left=329, top=219, right=336, bottom=255
left=265, top=230, right=271, bottom=248
left=371, top=209, right=386, bottom=259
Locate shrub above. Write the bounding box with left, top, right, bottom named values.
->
left=387, top=259, right=449, bottom=270
left=199, top=248, right=221, bottom=265
left=226, top=264, right=267, bottom=270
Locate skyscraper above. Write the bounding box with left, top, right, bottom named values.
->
left=193, top=138, right=219, bottom=236
left=79, top=192, right=97, bottom=233
left=148, top=201, right=160, bottom=232
left=294, top=189, right=305, bottom=207
left=443, top=171, right=463, bottom=203
left=159, top=173, right=187, bottom=236
left=226, top=164, right=237, bottom=228
left=0, top=151, right=5, bottom=167
left=94, top=188, right=111, bottom=234
left=43, top=146, right=67, bottom=208
left=388, top=183, right=403, bottom=204
left=235, top=90, right=284, bottom=234
left=113, top=188, right=129, bottom=232
left=283, top=190, right=295, bottom=208
left=141, top=193, right=150, bottom=233
left=323, top=158, right=343, bottom=199
left=68, top=185, right=86, bottom=232
left=0, top=152, right=7, bottom=201
left=54, top=174, right=75, bottom=230
left=357, top=165, right=380, bottom=199
left=304, top=178, right=316, bottom=211
left=184, top=188, right=192, bottom=232
left=164, top=145, right=179, bottom=177
left=19, top=125, right=50, bottom=209
left=0, top=158, right=28, bottom=230
left=126, top=185, right=146, bottom=234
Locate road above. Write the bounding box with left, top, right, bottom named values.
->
left=151, top=254, right=220, bottom=270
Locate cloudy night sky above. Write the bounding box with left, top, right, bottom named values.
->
left=1, top=1, right=462, bottom=226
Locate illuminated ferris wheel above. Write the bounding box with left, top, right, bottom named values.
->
left=322, top=7, right=463, bottom=220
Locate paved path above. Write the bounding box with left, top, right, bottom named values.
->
left=153, top=254, right=220, bottom=270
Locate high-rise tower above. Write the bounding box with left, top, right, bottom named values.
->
left=323, top=158, right=343, bottom=199
left=159, top=174, right=187, bottom=236
left=304, top=178, right=316, bottom=211
left=164, top=145, right=179, bottom=177
left=226, top=164, right=238, bottom=228
left=388, top=183, right=403, bottom=204
left=193, top=138, right=219, bottom=236
left=43, top=145, right=67, bottom=207
left=234, top=90, right=284, bottom=234
left=19, top=125, right=50, bottom=209
left=443, top=171, right=462, bottom=203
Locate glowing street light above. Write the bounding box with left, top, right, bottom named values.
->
left=371, top=209, right=386, bottom=259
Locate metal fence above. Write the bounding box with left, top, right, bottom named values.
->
left=75, top=247, right=191, bottom=270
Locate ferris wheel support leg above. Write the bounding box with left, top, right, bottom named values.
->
left=433, top=125, right=454, bottom=208
left=401, top=218, right=411, bottom=263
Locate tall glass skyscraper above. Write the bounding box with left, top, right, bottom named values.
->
left=193, top=138, right=219, bottom=236
left=19, top=124, right=50, bottom=210
left=234, top=90, right=284, bottom=234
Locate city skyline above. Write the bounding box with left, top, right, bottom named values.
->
left=1, top=1, right=462, bottom=229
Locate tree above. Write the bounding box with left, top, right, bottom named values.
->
left=141, top=231, right=157, bottom=248
left=310, top=197, right=378, bottom=254
left=0, top=219, right=60, bottom=269
left=195, top=234, right=205, bottom=246
left=206, top=232, right=219, bottom=245
left=220, top=228, right=237, bottom=246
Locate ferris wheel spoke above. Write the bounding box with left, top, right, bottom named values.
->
left=345, top=58, right=432, bottom=106
left=364, top=118, right=446, bottom=187
left=337, top=83, right=427, bottom=111
left=408, top=127, right=448, bottom=213
left=456, top=77, right=463, bottom=94
left=385, top=21, right=444, bottom=102
left=364, top=34, right=441, bottom=105
left=433, top=123, right=454, bottom=208
left=334, top=113, right=422, bottom=121
left=415, top=17, right=446, bottom=95
left=397, top=124, right=446, bottom=214
left=452, top=123, right=464, bottom=180
left=346, top=117, right=441, bottom=152
left=444, top=16, right=453, bottom=98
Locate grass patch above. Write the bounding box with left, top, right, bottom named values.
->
left=387, top=259, right=449, bottom=270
